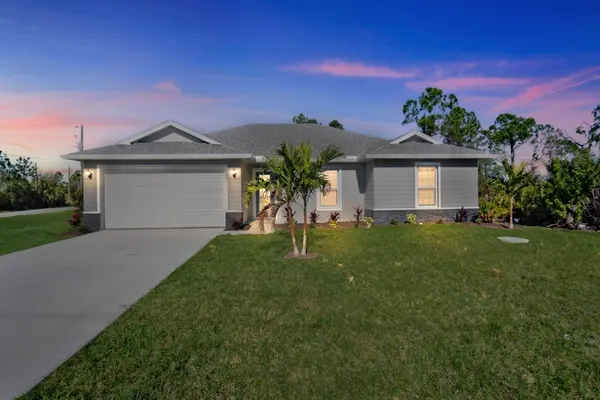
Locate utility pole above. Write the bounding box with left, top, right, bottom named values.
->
left=34, top=162, right=39, bottom=190
left=67, top=166, right=71, bottom=200
left=79, top=125, right=84, bottom=152
left=76, top=124, right=84, bottom=189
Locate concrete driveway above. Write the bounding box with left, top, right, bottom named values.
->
left=0, top=228, right=222, bottom=399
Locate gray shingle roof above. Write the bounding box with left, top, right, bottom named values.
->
left=62, top=121, right=493, bottom=160
left=366, top=141, right=493, bottom=158
left=208, top=123, right=389, bottom=156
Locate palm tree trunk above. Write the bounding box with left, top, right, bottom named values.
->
left=287, top=204, right=299, bottom=255
left=509, top=196, right=514, bottom=229
left=301, top=197, right=308, bottom=256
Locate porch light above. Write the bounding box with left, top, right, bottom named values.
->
left=229, top=168, right=238, bottom=179
left=85, top=169, right=94, bottom=179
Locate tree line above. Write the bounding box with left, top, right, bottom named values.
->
left=0, top=151, right=81, bottom=211
left=401, top=87, right=600, bottom=230
left=291, top=88, right=600, bottom=230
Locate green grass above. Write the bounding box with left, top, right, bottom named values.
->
left=0, top=211, right=74, bottom=255
left=25, top=225, right=600, bottom=399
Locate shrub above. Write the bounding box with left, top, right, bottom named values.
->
left=406, top=213, right=417, bottom=224
left=67, top=210, right=82, bottom=228
left=364, top=216, right=374, bottom=228
left=436, top=217, right=444, bottom=224
left=328, top=211, right=340, bottom=229
left=309, top=209, right=319, bottom=228
left=455, top=207, right=468, bottom=223
left=231, top=218, right=245, bottom=230
left=390, top=217, right=399, bottom=226
left=352, top=206, right=364, bottom=227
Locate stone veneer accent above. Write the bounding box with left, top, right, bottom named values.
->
left=225, top=211, right=243, bottom=230
left=365, top=208, right=478, bottom=224
left=82, top=213, right=101, bottom=231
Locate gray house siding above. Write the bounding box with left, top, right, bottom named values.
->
left=136, top=127, right=200, bottom=143
left=82, top=161, right=99, bottom=212
left=372, top=159, right=415, bottom=209
left=241, top=162, right=254, bottom=223
left=365, top=161, right=374, bottom=210
left=365, top=159, right=479, bottom=223
left=439, top=159, right=479, bottom=208
left=227, top=165, right=242, bottom=212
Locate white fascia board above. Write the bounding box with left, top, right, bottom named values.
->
left=61, top=153, right=254, bottom=161
left=118, top=120, right=221, bottom=145
left=389, top=130, right=443, bottom=144
left=364, top=153, right=496, bottom=159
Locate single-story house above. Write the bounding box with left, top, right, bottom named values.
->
left=62, top=120, right=494, bottom=230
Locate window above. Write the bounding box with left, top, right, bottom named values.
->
left=318, top=170, right=340, bottom=209
left=416, top=164, right=439, bottom=207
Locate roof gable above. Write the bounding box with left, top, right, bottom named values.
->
left=118, top=120, right=220, bottom=145
left=388, top=129, right=442, bottom=145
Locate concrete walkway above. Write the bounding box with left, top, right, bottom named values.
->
left=0, top=228, right=221, bottom=399
left=0, top=207, right=73, bottom=218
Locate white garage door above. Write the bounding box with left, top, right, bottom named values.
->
left=104, top=169, right=226, bottom=229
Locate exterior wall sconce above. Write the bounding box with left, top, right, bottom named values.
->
left=230, top=168, right=238, bottom=179
left=85, top=169, right=94, bottom=180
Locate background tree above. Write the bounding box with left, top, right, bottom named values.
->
left=294, top=143, right=344, bottom=256
left=292, top=113, right=320, bottom=125
left=440, top=106, right=483, bottom=148
left=402, top=87, right=484, bottom=148
left=486, top=113, right=537, bottom=165
left=491, top=159, right=532, bottom=229
left=328, top=120, right=344, bottom=130
left=544, top=150, right=600, bottom=227
left=402, top=87, right=457, bottom=137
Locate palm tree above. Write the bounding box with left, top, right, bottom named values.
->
left=492, top=158, right=531, bottom=229
left=244, top=144, right=302, bottom=256
left=294, top=143, right=344, bottom=255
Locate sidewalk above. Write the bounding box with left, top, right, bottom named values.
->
left=0, top=207, right=74, bottom=218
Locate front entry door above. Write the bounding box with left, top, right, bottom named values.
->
left=255, top=173, right=272, bottom=217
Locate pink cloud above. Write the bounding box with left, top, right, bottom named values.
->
left=0, top=82, right=270, bottom=169
left=493, top=66, right=600, bottom=112
left=406, top=76, right=529, bottom=92
left=282, top=59, right=417, bottom=79
left=153, top=80, right=181, bottom=94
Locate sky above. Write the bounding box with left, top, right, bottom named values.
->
left=1, top=0, right=599, bottom=172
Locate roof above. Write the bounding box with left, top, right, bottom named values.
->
left=365, top=141, right=494, bottom=159
left=62, top=120, right=494, bottom=161
left=388, top=129, right=443, bottom=144
left=62, top=142, right=252, bottom=160
left=208, top=123, right=388, bottom=157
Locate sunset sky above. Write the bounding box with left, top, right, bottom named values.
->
left=1, top=0, right=599, bottom=172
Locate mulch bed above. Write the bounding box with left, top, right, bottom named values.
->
left=275, top=221, right=515, bottom=230
left=56, top=231, right=85, bottom=238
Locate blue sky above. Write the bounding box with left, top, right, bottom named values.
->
left=1, top=0, right=599, bottom=170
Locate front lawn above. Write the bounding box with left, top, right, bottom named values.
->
left=0, top=211, right=74, bottom=256
left=25, top=225, right=600, bottom=399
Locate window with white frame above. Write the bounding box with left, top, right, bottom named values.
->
left=416, top=164, right=439, bottom=207
left=318, top=170, right=340, bottom=209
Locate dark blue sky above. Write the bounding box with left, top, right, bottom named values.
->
left=1, top=0, right=599, bottom=169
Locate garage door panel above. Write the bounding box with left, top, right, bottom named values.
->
left=105, top=171, right=226, bottom=229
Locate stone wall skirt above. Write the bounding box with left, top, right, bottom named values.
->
left=225, top=212, right=243, bottom=230
left=365, top=208, right=478, bottom=224
left=82, top=213, right=101, bottom=231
